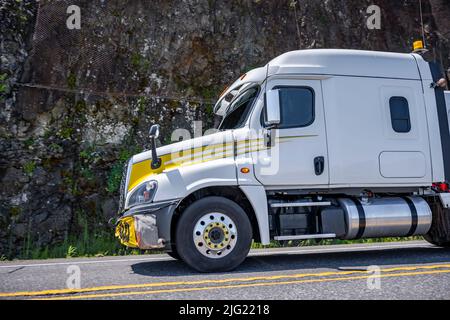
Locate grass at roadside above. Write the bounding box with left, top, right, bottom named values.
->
left=14, top=231, right=148, bottom=261
left=251, top=236, right=424, bottom=249
left=2, top=234, right=424, bottom=261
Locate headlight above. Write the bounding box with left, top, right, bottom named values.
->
left=127, top=180, right=158, bottom=207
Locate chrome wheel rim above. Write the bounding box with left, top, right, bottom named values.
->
left=193, top=212, right=238, bottom=259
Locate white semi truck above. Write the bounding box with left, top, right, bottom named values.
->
left=115, top=49, right=450, bottom=272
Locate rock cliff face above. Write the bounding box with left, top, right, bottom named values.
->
left=1, top=0, right=449, bottom=257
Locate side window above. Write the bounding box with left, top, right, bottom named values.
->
left=278, top=87, right=315, bottom=129
left=389, top=97, right=411, bottom=133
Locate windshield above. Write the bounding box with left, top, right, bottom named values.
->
left=218, top=86, right=259, bottom=130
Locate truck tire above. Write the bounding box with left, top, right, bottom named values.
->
left=166, top=246, right=180, bottom=260
left=175, top=196, right=253, bottom=272
left=424, top=236, right=450, bottom=247
left=424, top=197, right=450, bottom=248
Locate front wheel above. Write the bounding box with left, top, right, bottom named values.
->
left=175, top=196, right=253, bottom=272
left=166, top=245, right=181, bottom=260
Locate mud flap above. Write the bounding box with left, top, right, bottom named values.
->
left=425, top=196, right=450, bottom=245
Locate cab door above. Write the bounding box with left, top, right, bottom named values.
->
left=252, top=79, right=329, bottom=188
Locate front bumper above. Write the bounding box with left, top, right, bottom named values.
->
left=115, top=199, right=179, bottom=250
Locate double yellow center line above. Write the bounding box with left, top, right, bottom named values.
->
left=2, top=263, right=450, bottom=300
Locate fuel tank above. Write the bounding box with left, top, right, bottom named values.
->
left=338, top=197, right=432, bottom=239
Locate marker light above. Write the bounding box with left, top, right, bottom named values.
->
left=439, top=183, right=449, bottom=192
left=433, top=182, right=449, bottom=192
left=413, top=40, right=424, bottom=51
left=240, top=167, right=250, bottom=174
left=219, top=86, right=230, bottom=98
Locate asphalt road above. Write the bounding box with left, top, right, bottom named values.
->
left=1, top=240, right=450, bottom=300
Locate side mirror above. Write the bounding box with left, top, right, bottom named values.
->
left=148, top=124, right=161, bottom=169
left=265, top=89, right=281, bottom=127
left=149, top=124, right=160, bottom=139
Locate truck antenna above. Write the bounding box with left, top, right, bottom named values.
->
left=413, top=0, right=428, bottom=54
left=419, top=0, right=426, bottom=48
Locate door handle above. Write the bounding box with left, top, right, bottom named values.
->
left=314, top=156, right=325, bottom=176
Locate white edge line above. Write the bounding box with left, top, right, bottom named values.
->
left=0, top=256, right=173, bottom=269
left=0, top=242, right=432, bottom=269
left=248, top=242, right=433, bottom=256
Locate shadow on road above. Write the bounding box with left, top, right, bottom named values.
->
left=131, top=246, right=450, bottom=277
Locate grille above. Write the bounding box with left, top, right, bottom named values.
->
left=118, top=159, right=130, bottom=214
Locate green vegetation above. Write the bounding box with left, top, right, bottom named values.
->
left=0, top=73, right=8, bottom=97
left=48, top=142, right=63, bottom=154
left=67, top=72, right=77, bottom=90
left=200, top=86, right=218, bottom=101
left=251, top=236, right=424, bottom=249
left=107, top=146, right=141, bottom=194
left=57, top=127, right=74, bottom=140
left=62, top=173, right=81, bottom=196
left=107, top=163, right=124, bottom=194
left=23, top=160, right=36, bottom=175
left=130, top=52, right=151, bottom=72
left=9, top=206, right=22, bottom=218
left=17, top=229, right=148, bottom=260
left=16, top=210, right=157, bottom=260
left=23, top=137, right=35, bottom=148
left=80, top=167, right=95, bottom=181
left=136, top=96, right=149, bottom=113
left=79, top=144, right=102, bottom=164
left=66, top=245, right=77, bottom=258
left=204, top=104, right=214, bottom=116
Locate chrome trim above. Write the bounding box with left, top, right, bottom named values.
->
left=122, top=158, right=133, bottom=210
left=125, top=158, right=132, bottom=195
left=122, top=199, right=181, bottom=217
left=133, top=214, right=165, bottom=249
left=271, top=201, right=332, bottom=208
left=118, top=158, right=132, bottom=214
left=274, top=234, right=336, bottom=241
left=193, top=212, right=238, bottom=259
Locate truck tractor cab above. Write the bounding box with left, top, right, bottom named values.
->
left=115, top=49, right=450, bottom=272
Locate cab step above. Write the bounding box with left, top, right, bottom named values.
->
left=270, top=201, right=332, bottom=208
left=274, top=233, right=336, bottom=241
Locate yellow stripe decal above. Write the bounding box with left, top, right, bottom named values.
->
left=127, top=135, right=317, bottom=192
